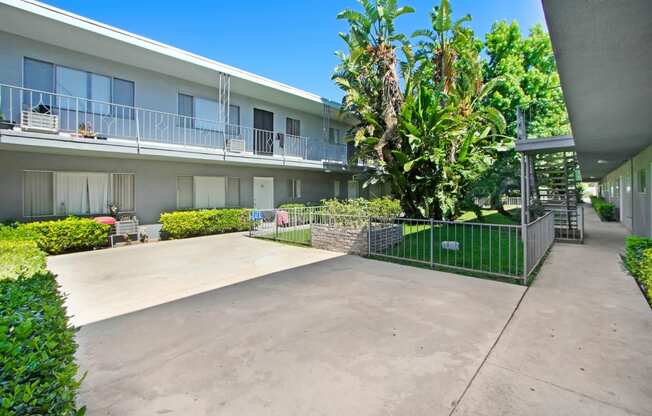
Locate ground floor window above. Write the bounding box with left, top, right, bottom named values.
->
left=334, top=180, right=341, bottom=198
left=23, top=170, right=135, bottom=217
left=348, top=180, right=359, bottom=199
left=290, top=179, right=302, bottom=199
left=177, top=176, right=227, bottom=209
left=23, top=171, right=54, bottom=217
left=227, top=177, right=240, bottom=207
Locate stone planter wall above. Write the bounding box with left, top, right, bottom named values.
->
left=311, top=223, right=403, bottom=255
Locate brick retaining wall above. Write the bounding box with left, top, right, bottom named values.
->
left=311, top=223, right=403, bottom=255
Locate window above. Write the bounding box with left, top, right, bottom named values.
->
left=329, top=127, right=343, bottom=144
left=24, top=58, right=134, bottom=115
left=56, top=66, right=88, bottom=111
left=177, top=176, right=194, bottom=209
left=227, top=177, right=241, bottom=207
left=639, top=169, right=647, bottom=193
left=113, top=78, right=135, bottom=118
left=347, top=180, right=359, bottom=199
left=193, top=176, right=226, bottom=209
left=290, top=179, right=302, bottom=199
left=23, top=58, right=54, bottom=93
left=112, top=173, right=135, bottom=212
left=334, top=180, right=341, bottom=198
left=286, top=118, right=301, bottom=137
left=23, top=171, right=54, bottom=217
left=54, top=172, right=109, bottom=215
left=194, top=97, right=219, bottom=130
left=229, top=104, right=240, bottom=125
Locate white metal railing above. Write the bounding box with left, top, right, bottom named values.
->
left=0, top=83, right=348, bottom=164
left=523, top=211, right=555, bottom=279
left=549, top=205, right=584, bottom=243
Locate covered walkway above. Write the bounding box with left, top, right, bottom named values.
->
left=454, top=207, right=652, bottom=415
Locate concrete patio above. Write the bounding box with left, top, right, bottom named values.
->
left=50, top=207, right=652, bottom=415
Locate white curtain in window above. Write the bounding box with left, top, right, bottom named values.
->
left=87, top=173, right=109, bottom=214
left=112, top=174, right=135, bottom=212
left=24, top=171, right=54, bottom=216
left=194, top=176, right=225, bottom=209
left=56, top=172, right=88, bottom=215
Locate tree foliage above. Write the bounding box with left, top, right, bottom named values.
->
left=335, top=0, right=506, bottom=219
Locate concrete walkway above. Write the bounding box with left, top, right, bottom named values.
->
left=454, top=207, right=652, bottom=416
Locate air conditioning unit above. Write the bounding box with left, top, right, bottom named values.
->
left=21, top=111, right=59, bottom=133
left=228, top=138, right=245, bottom=153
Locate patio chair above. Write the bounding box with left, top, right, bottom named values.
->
left=110, top=218, right=141, bottom=247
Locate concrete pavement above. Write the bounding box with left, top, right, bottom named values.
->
left=49, top=233, right=343, bottom=326
left=453, top=208, right=652, bottom=416
left=73, top=253, right=525, bottom=415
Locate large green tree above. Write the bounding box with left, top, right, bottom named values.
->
left=334, top=0, right=506, bottom=219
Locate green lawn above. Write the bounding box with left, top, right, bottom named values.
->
left=457, top=207, right=521, bottom=225
left=259, top=227, right=312, bottom=245
left=375, top=220, right=524, bottom=277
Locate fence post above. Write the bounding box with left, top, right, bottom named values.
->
left=274, top=210, right=278, bottom=241
left=430, top=218, right=434, bottom=268
left=522, top=220, right=528, bottom=285
left=367, top=216, right=372, bottom=257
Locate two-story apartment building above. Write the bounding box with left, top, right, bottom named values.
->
left=0, top=0, right=377, bottom=224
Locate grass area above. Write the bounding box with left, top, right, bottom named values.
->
left=258, top=227, right=312, bottom=245
left=457, top=207, right=521, bottom=225
left=374, top=221, right=524, bottom=277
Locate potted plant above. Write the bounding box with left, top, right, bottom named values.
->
left=0, top=112, right=13, bottom=130
left=78, top=122, right=97, bottom=138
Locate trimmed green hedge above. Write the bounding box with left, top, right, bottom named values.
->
left=0, top=240, right=46, bottom=281
left=18, top=217, right=110, bottom=255
left=590, top=196, right=616, bottom=221
left=278, top=203, right=307, bottom=209
left=1, top=227, right=84, bottom=414
left=625, top=236, right=652, bottom=305
left=320, top=197, right=402, bottom=217
left=160, top=208, right=250, bottom=239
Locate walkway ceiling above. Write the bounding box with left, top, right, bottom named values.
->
left=542, top=0, right=652, bottom=179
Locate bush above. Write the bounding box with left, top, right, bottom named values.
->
left=19, top=217, right=110, bottom=255
left=590, top=196, right=616, bottom=221
left=160, top=208, right=250, bottom=239
left=640, top=249, right=652, bottom=301
left=1, top=272, right=83, bottom=415
left=0, top=240, right=46, bottom=281
left=320, top=197, right=403, bottom=218
left=278, top=203, right=306, bottom=209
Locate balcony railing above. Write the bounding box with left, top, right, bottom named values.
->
left=0, top=84, right=348, bottom=164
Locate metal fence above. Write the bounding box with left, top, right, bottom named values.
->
left=549, top=205, right=584, bottom=243
left=250, top=207, right=556, bottom=284
left=368, top=217, right=524, bottom=280
left=523, top=211, right=555, bottom=277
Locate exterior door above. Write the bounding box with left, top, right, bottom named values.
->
left=253, top=108, right=274, bottom=155
left=253, top=177, right=274, bottom=209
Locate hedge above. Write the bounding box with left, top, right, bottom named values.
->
left=320, top=197, right=402, bottom=218
left=160, top=208, right=250, bottom=239
left=625, top=236, right=652, bottom=305
left=0, top=234, right=84, bottom=414
left=17, top=217, right=110, bottom=255
left=590, top=196, right=616, bottom=221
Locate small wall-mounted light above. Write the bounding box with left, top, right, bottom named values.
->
left=597, top=159, right=610, bottom=164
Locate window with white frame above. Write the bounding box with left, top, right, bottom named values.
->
left=111, top=173, right=135, bottom=212
left=23, top=171, right=54, bottom=217
left=347, top=180, right=359, bottom=199
left=177, top=176, right=194, bottom=210
left=176, top=176, right=226, bottom=209
left=286, top=118, right=301, bottom=137
left=23, top=57, right=135, bottom=117
left=329, top=127, right=343, bottom=144
left=178, top=93, right=231, bottom=131
left=333, top=180, right=341, bottom=198
left=227, top=177, right=241, bottom=207
left=290, top=179, right=302, bottom=199
left=639, top=169, right=647, bottom=193
left=23, top=170, right=135, bottom=217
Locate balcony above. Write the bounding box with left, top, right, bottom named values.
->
left=0, top=84, right=348, bottom=166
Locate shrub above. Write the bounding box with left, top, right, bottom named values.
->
left=278, top=203, right=306, bottom=209
left=19, top=217, right=110, bottom=255
left=640, top=249, right=652, bottom=301
left=320, top=197, right=403, bottom=218
left=0, top=272, right=83, bottom=415
left=0, top=240, right=46, bottom=281
left=160, top=208, right=250, bottom=239
left=590, top=196, right=615, bottom=221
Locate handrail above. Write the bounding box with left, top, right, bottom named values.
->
left=0, top=83, right=347, bottom=163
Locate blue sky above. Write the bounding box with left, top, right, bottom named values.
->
left=43, top=0, right=546, bottom=101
